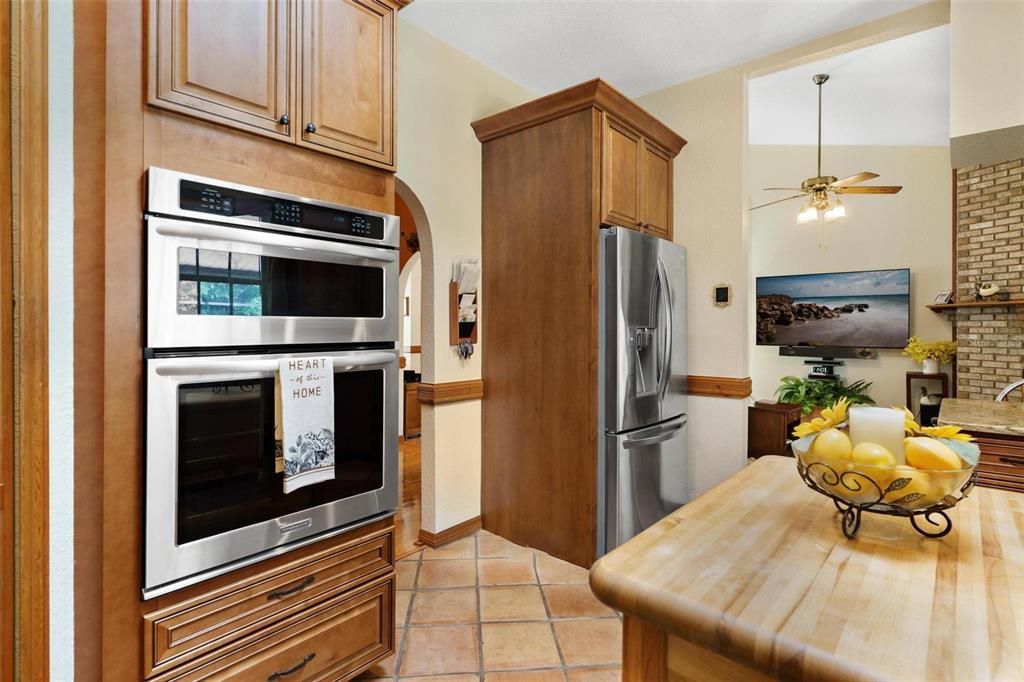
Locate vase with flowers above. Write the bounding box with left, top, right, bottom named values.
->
left=903, top=336, right=956, bottom=374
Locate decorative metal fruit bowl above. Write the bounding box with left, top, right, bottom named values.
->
left=791, top=401, right=980, bottom=539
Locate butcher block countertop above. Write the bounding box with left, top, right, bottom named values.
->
left=938, top=397, right=1024, bottom=436
left=590, top=456, right=1024, bottom=682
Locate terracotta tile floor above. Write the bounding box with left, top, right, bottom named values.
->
left=359, top=530, right=622, bottom=681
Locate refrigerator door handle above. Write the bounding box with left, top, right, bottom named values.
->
left=656, top=258, right=673, bottom=400
left=624, top=418, right=686, bottom=449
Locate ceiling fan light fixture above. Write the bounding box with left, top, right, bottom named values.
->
left=824, top=198, right=846, bottom=223
left=797, top=203, right=818, bottom=224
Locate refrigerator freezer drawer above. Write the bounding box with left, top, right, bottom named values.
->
left=601, top=416, right=689, bottom=555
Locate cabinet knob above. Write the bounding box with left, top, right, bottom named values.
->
left=305, top=122, right=317, bottom=134
left=278, top=114, right=290, bottom=126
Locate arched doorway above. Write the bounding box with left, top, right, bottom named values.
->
left=394, top=180, right=433, bottom=558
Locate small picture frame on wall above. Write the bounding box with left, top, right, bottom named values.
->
left=933, top=290, right=954, bottom=304
left=713, top=284, right=731, bottom=308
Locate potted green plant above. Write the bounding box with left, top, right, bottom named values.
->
left=902, top=336, right=956, bottom=374
left=774, top=375, right=875, bottom=419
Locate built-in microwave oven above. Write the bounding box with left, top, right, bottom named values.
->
left=146, top=167, right=400, bottom=350
left=143, top=348, right=398, bottom=598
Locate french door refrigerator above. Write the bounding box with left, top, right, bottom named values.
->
left=598, top=227, right=688, bottom=556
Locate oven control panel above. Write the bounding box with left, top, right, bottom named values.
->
left=179, top=179, right=386, bottom=242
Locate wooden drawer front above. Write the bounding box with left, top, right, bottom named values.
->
left=145, top=530, right=393, bottom=676
left=150, top=577, right=394, bottom=681
left=971, top=433, right=1024, bottom=493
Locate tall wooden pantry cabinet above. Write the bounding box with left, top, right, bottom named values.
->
left=472, top=79, right=686, bottom=568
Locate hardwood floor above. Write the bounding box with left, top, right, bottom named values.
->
left=395, top=438, right=422, bottom=559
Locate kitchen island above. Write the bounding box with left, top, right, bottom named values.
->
left=589, top=455, right=1024, bottom=682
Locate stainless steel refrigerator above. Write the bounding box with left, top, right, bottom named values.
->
left=598, top=227, right=688, bottom=556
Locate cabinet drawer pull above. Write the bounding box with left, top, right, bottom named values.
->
left=998, top=456, right=1024, bottom=467
left=267, top=575, right=315, bottom=600
left=279, top=114, right=290, bottom=126
left=268, top=653, right=315, bottom=681
left=305, top=122, right=317, bottom=134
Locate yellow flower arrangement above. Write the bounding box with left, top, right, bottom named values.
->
left=900, top=407, right=974, bottom=442
left=792, top=398, right=850, bottom=438
left=902, top=336, right=957, bottom=364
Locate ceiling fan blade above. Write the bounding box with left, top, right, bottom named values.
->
left=831, top=172, right=880, bottom=188
left=750, top=194, right=805, bottom=210
left=839, top=186, right=903, bottom=194
left=763, top=187, right=806, bottom=192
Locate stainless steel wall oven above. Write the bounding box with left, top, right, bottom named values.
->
left=143, top=169, right=399, bottom=598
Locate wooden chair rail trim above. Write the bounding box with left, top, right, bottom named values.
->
left=416, top=516, right=481, bottom=549
left=417, top=380, right=483, bottom=405
left=471, top=78, right=686, bottom=155
left=686, top=375, right=752, bottom=399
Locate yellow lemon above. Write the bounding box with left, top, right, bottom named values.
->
left=904, top=437, right=963, bottom=471
left=846, top=442, right=897, bottom=502
left=851, top=442, right=896, bottom=467
left=812, top=429, right=853, bottom=462
left=884, top=465, right=936, bottom=509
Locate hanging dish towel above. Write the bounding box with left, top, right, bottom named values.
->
left=278, top=356, right=336, bottom=493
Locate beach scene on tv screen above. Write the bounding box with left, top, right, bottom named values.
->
left=756, top=269, right=910, bottom=348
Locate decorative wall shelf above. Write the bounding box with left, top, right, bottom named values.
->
left=927, top=299, right=1024, bottom=312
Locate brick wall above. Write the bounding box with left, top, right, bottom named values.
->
left=955, top=158, right=1024, bottom=400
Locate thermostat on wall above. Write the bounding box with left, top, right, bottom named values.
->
left=713, top=284, right=731, bottom=307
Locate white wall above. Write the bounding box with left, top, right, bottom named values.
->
left=950, top=0, right=1024, bottom=137
left=404, top=256, right=422, bottom=353
left=48, top=0, right=75, bottom=677
left=634, top=3, right=948, bottom=495
left=638, top=67, right=752, bottom=496
left=397, top=20, right=534, bottom=531
left=748, top=145, right=954, bottom=407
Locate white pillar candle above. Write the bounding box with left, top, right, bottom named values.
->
left=848, top=406, right=906, bottom=464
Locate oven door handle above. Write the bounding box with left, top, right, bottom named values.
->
left=153, top=218, right=397, bottom=263
left=154, top=352, right=397, bottom=376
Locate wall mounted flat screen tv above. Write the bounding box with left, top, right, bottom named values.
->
left=756, top=268, right=910, bottom=349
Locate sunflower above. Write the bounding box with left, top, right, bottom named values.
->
left=792, top=398, right=850, bottom=438
left=896, top=405, right=974, bottom=442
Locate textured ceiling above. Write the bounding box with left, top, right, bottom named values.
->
left=400, top=0, right=932, bottom=98
left=749, top=25, right=950, bottom=145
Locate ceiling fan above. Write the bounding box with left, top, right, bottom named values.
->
left=751, top=73, right=902, bottom=223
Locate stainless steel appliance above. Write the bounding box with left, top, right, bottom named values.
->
left=143, top=169, right=399, bottom=598
left=147, top=167, right=399, bottom=349
left=598, top=227, right=688, bottom=556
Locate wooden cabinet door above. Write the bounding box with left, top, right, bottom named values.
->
left=601, top=115, right=642, bottom=229
left=641, top=140, right=673, bottom=239
left=404, top=383, right=421, bottom=439
left=299, top=0, right=395, bottom=169
left=148, top=0, right=292, bottom=139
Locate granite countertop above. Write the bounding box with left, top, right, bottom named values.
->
left=589, top=456, right=1024, bottom=682
left=938, top=397, right=1024, bottom=436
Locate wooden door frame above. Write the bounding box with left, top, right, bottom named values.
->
left=5, top=1, right=50, bottom=680
left=0, top=2, right=13, bottom=680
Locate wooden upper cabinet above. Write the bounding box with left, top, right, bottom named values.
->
left=473, top=79, right=686, bottom=239
left=602, top=116, right=642, bottom=229
left=147, top=0, right=404, bottom=170
left=148, top=0, right=293, bottom=139
left=602, top=114, right=675, bottom=238
left=641, top=140, right=673, bottom=239
left=299, top=0, right=395, bottom=169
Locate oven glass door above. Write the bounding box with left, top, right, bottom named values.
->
left=147, top=217, right=399, bottom=349
left=145, top=349, right=398, bottom=597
